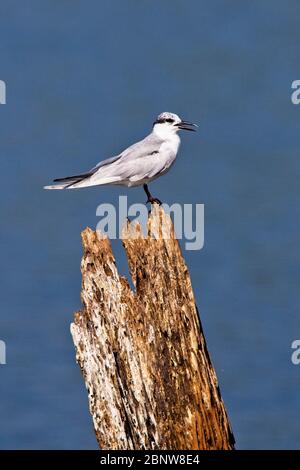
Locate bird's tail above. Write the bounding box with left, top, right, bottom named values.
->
left=44, top=176, right=122, bottom=190
left=44, top=183, right=72, bottom=190
left=44, top=179, right=80, bottom=190
left=43, top=171, right=94, bottom=190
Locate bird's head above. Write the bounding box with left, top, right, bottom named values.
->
left=152, top=112, right=197, bottom=139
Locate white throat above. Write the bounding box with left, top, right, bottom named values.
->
left=152, top=123, right=181, bottom=156
left=153, top=123, right=180, bottom=141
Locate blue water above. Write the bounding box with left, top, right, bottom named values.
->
left=0, top=0, right=299, bottom=449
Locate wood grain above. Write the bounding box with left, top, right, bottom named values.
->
left=71, top=205, right=235, bottom=450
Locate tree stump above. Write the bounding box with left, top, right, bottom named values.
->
left=70, top=205, right=235, bottom=450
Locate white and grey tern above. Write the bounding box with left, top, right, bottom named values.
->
left=44, top=112, right=197, bottom=204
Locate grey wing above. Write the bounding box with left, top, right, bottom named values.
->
left=91, top=154, right=123, bottom=171
left=48, top=142, right=145, bottom=187
left=90, top=134, right=162, bottom=171
left=49, top=154, right=123, bottom=187
left=89, top=134, right=166, bottom=184
left=48, top=134, right=166, bottom=189
left=118, top=134, right=162, bottom=160
left=117, top=134, right=175, bottom=182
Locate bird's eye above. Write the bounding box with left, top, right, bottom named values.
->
left=153, top=117, right=175, bottom=126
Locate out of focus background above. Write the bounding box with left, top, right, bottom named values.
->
left=0, top=0, right=299, bottom=449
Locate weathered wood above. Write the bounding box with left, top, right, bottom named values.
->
left=70, top=205, right=234, bottom=450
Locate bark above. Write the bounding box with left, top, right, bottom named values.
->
left=70, top=205, right=235, bottom=450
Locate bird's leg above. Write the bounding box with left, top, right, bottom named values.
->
left=143, top=184, right=162, bottom=205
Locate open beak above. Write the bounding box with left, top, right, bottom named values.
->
left=176, top=120, right=198, bottom=131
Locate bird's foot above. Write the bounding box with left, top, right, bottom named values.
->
left=143, top=184, right=162, bottom=206
left=146, top=196, right=162, bottom=205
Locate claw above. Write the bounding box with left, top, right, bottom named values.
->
left=143, top=183, right=162, bottom=206
left=146, top=197, right=162, bottom=205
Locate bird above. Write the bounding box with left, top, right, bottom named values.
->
left=44, top=112, right=197, bottom=204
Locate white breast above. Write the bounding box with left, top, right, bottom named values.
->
left=160, top=133, right=181, bottom=157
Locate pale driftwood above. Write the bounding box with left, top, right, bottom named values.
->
left=70, top=205, right=234, bottom=450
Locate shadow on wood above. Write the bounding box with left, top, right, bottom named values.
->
left=70, top=205, right=235, bottom=450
